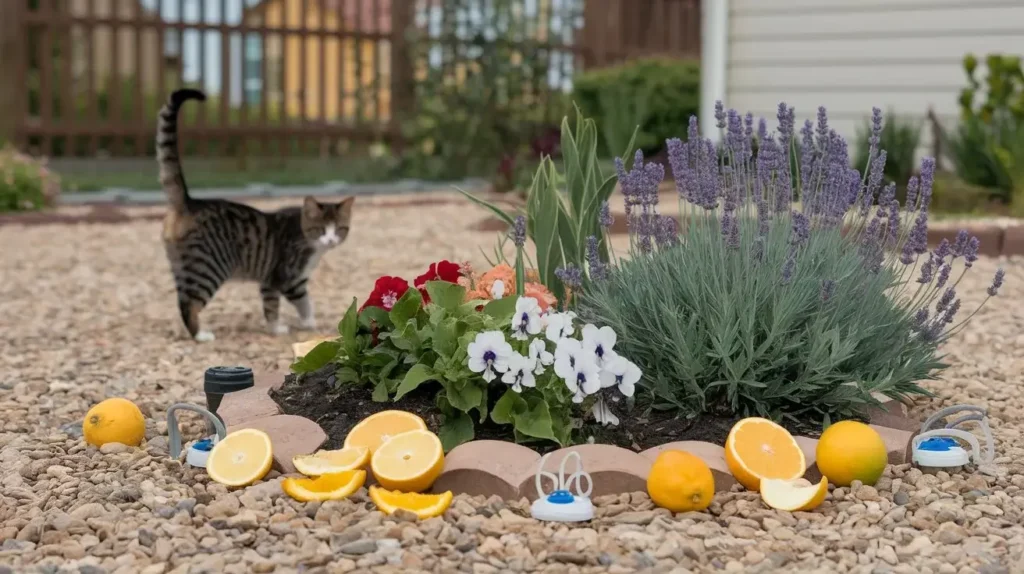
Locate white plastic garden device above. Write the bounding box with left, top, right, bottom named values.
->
left=912, top=404, right=994, bottom=471
left=530, top=451, right=594, bottom=523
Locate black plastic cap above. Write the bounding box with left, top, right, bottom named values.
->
left=204, top=366, right=255, bottom=395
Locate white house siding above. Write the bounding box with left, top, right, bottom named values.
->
left=725, top=0, right=1024, bottom=168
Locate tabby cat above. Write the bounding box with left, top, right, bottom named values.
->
left=157, top=88, right=354, bottom=342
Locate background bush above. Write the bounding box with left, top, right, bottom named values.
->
left=0, top=145, right=60, bottom=212
left=573, top=58, right=700, bottom=157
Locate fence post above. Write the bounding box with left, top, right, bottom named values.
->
left=389, top=0, right=415, bottom=155
left=0, top=1, right=21, bottom=147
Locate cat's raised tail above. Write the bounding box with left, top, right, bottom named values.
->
left=156, top=88, right=206, bottom=213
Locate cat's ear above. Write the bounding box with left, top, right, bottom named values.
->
left=337, top=196, right=355, bottom=220
left=302, top=196, right=322, bottom=218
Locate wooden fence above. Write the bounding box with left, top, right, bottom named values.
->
left=2, top=0, right=700, bottom=159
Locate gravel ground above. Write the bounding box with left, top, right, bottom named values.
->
left=2, top=192, right=1024, bottom=574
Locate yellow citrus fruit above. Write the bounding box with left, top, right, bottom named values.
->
left=82, top=398, right=146, bottom=447
left=369, top=485, right=453, bottom=520
left=725, top=417, right=806, bottom=491
left=293, top=446, right=370, bottom=476
left=344, top=410, right=427, bottom=454
left=815, top=420, right=888, bottom=487
left=370, top=429, right=444, bottom=493
left=206, top=429, right=274, bottom=487
left=282, top=470, right=366, bottom=502
left=760, top=476, right=829, bottom=511
left=646, top=450, right=715, bottom=512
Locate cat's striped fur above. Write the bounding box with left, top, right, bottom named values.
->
left=157, top=89, right=354, bottom=341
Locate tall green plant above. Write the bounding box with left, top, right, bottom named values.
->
left=458, top=106, right=637, bottom=300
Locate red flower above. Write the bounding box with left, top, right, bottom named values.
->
left=360, top=276, right=411, bottom=312
left=414, top=260, right=462, bottom=304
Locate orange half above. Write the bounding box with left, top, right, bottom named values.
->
left=369, top=485, right=453, bottom=520
left=369, top=429, right=444, bottom=493
left=724, top=417, right=806, bottom=491
left=282, top=470, right=366, bottom=502
left=760, top=476, right=828, bottom=511
left=343, top=410, right=427, bottom=454
left=206, top=429, right=274, bottom=488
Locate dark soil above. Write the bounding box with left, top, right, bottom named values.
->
left=272, top=363, right=823, bottom=453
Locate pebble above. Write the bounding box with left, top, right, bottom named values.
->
left=338, top=539, right=378, bottom=555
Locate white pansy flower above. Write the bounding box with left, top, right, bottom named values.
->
left=500, top=352, right=537, bottom=393
left=467, top=330, right=513, bottom=383
left=553, top=337, right=584, bottom=381
left=510, top=297, right=543, bottom=341
left=599, top=355, right=641, bottom=397
left=544, top=311, right=577, bottom=342
left=528, top=338, right=553, bottom=375
left=591, top=395, right=620, bottom=426
left=581, top=323, right=618, bottom=368
left=559, top=351, right=600, bottom=403
left=491, top=279, right=505, bottom=300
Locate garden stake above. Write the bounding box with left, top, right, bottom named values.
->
left=530, top=451, right=595, bottom=522
left=912, top=404, right=995, bottom=472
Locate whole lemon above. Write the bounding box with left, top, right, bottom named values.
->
left=646, top=450, right=715, bottom=512
left=82, top=398, right=146, bottom=447
left=815, top=420, right=888, bottom=487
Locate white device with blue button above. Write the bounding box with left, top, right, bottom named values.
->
left=530, top=451, right=594, bottom=522
left=912, top=404, right=994, bottom=470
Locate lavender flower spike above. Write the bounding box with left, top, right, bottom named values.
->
left=585, top=236, right=608, bottom=281
left=820, top=279, right=836, bottom=303
left=988, top=268, right=1005, bottom=296
left=512, top=215, right=527, bottom=248
left=964, top=236, right=980, bottom=268
left=599, top=200, right=614, bottom=229
left=555, top=263, right=583, bottom=290
left=868, top=107, right=883, bottom=159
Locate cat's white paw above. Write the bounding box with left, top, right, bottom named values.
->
left=194, top=330, right=216, bottom=343
left=298, top=316, right=317, bottom=331
left=270, top=323, right=290, bottom=336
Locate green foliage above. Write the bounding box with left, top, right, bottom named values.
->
left=573, top=58, right=700, bottom=156
left=930, top=172, right=998, bottom=214
left=853, top=110, right=923, bottom=188
left=458, top=106, right=637, bottom=300
left=0, top=145, right=60, bottom=212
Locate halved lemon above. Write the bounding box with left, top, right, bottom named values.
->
left=760, top=476, right=829, bottom=511
left=282, top=470, right=366, bottom=502
left=724, top=417, right=806, bottom=491
left=370, top=429, right=444, bottom=493
left=369, top=485, right=453, bottom=520
left=206, top=429, right=274, bottom=487
left=343, top=410, right=427, bottom=454
left=292, top=446, right=370, bottom=476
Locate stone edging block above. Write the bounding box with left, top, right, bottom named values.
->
left=226, top=371, right=924, bottom=499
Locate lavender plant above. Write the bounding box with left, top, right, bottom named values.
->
left=576, top=103, right=1005, bottom=423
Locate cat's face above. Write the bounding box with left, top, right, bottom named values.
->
left=301, top=196, right=355, bottom=249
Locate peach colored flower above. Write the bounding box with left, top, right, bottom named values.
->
left=524, top=282, right=557, bottom=312
left=477, top=263, right=516, bottom=298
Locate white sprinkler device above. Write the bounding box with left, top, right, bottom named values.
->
left=530, top=451, right=595, bottom=523
left=912, top=404, right=994, bottom=470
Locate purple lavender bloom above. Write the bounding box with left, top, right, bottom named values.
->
left=988, top=268, right=1005, bottom=296
left=512, top=215, right=526, bottom=248
left=917, top=254, right=935, bottom=284
left=935, top=287, right=955, bottom=314
left=667, top=120, right=720, bottom=211
left=555, top=263, right=583, bottom=289
left=952, top=230, right=969, bottom=257
left=815, top=106, right=829, bottom=145
left=943, top=299, right=961, bottom=325
left=791, top=211, right=810, bottom=246
left=860, top=217, right=884, bottom=273
left=936, top=263, right=952, bottom=289
left=820, top=279, right=836, bottom=302
left=599, top=200, right=614, bottom=229
left=781, top=248, right=797, bottom=284
left=757, top=118, right=768, bottom=141
left=910, top=213, right=930, bottom=255
left=912, top=308, right=929, bottom=330
left=751, top=236, right=765, bottom=262
left=585, top=236, right=608, bottom=281
left=887, top=201, right=901, bottom=245
left=799, top=120, right=815, bottom=195
left=726, top=109, right=745, bottom=156
left=878, top=182, right=896, bottom=214
left=715, top=100, right=726, bottom=129
left=726, top=215, right=741, bottom=249
left=861, top=150, right=887, bottom=218
left=964, top=236, right=980, bottom=268
left=933, top=238, right=951, bottom=262
left=905, top=176, right=920, bottom=212
left=757, top=197, right=771, bottom=236
left=918, top=158, right=936, bottom=211
left=656, top=216, right=678, bottom=249
left=743, top=113, right=754, bottom=161
left=868, top=107, right=883, bottom=159
left=617, top=150, right=665, bottom=248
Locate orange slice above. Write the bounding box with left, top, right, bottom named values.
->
left=292, top=446, right=370, bottom=476
left=369, top=429, right=444, bottom=493
left=282, top=470, right=366, bottom=502
left=343, top=410, right=427, bottom=454
left=724, top=417, right=806, bottom=491
left=760, top=476, right=829, bottom=511
left=369, top=485, right=453, bottom=520
left=206, top=429, right=274, bottom=487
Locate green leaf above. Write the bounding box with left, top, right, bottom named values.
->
left=491, top=389, right=528, bottom=425
left=394, top=363, right=437, bottom=401
left=445, top=379, right=484, bottom=413
left=438, top=411, right=475, bottom=452
left=512, top=398, right=558, bottom=442
left=389, top=320, right=421, bottom=352
left=389, top=288, right=422, bottom=327
left=358, top=305, right=392, bottom=330
left=425, top=280, right=466, bottom=312
left=371, top=379, right=389, bottom=402
left=483, top=296, right=517, bottom=322
left=455, top=186, right=516, bottom=226
left=290, top=340, right=340, bottom=374
left=433, top=318, right=461, bottom=359
left=338, top=298, right=359, bottom=339
left=335, top=366, right=360, bottom=385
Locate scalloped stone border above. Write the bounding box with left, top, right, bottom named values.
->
left=221, top=371, right=921, bottom=496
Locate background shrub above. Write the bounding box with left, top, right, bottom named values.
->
left=0, top=145, right=60, bottom=212
left=573, top=58, right=700, bottom=157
